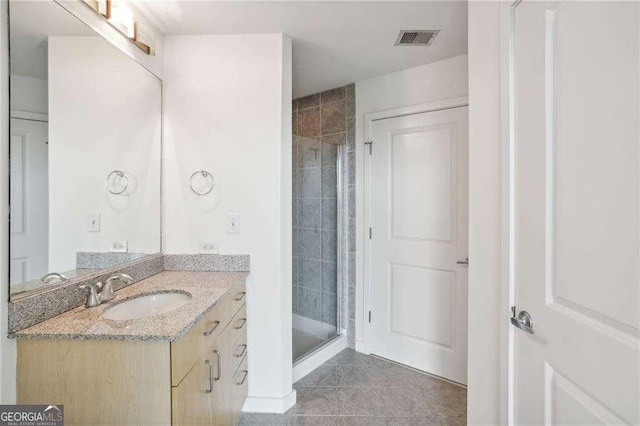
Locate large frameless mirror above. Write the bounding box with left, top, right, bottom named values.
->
left=8, top=0, right=161, bottom=300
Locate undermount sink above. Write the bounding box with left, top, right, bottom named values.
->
left=102, top=291, right=192, bottom=321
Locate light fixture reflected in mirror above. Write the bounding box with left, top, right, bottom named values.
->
left=81, top=0, right=108, bottom=18
left=80, top=0, right=154, bottom=55
left=108, top=0, right=135, bottom=39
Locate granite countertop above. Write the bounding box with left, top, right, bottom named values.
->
left=10, top=271, right=248, bottom=342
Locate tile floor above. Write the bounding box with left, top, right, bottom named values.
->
left=239, top=349, right=466, bottom=425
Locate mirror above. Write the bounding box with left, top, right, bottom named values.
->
left=8, top=1, right=162, bottom=299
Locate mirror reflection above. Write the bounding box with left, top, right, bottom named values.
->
left=9, top=1, right=162, bottom=299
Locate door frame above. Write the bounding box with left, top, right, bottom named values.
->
left=504, top=1, right=523, bottom=424
left=360, top=96, right=469, bottom=357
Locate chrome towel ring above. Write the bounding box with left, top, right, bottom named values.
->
left=189, top=170, right=215, bottom=195
left=106, top=170, right=129, bottom=195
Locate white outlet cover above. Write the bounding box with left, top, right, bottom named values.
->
left=199, top=242, right=219, bottom=254
left=111, top=241, right=128, bottom=253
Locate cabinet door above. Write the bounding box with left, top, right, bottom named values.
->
left=172, top=357, right=215, bottom=425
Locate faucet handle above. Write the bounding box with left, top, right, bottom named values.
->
left=107, top=273, right=133, bottom=285
left=79, top=283, right=101, bottom=308
left=41, top=272, right=68, bottom=284
left=101, top=273, right=132, bottom=303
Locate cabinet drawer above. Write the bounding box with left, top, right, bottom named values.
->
left=228, top=303, right=247, bottom=351
left=171, top=297, right=231, bottom=385
left=228, top=281, right=247, bottom=317
left=231, top=354, right=249, bottom=425
left=231, top=321, right=248, bottom=375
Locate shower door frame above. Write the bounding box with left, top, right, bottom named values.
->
left=293, top=140, right=347, bottom=365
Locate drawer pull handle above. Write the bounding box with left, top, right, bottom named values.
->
left=234, top=318, right=247, bottom=330
left=234, top=292, right=246, bottom=302
left=212, top=350, right=221, bottom=382
left=204, top=360, right=213, bottom=393
left=203, top=321, right=221, bottom=336
left=236, top=370, right=248, bottom=385
left=234, top=344, right=247, bottom=358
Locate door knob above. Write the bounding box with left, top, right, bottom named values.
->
left=510, top=307, right=534, bottom=334
left=456, top=257, right=469, bottom=265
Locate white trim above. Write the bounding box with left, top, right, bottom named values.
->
left=354, top=340, right=367, bottom=353
left=0, top=1, right=16, bottom=404
left=364, top=96, right=470, bottom=123
left=361, top=96, right=469, bottom=356
left=502, top=2, right=518, bottom=425
left=242, top=389, right=297, bottom=414
left=292, top=334, right=347, bottom=383
left=10, top=110, right=48, bottom=122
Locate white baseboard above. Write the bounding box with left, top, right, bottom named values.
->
left=293, top=334, right=347, bottom=383
left=242, top=389, right=297, bottom=414
left=292, top=314, right=335, bottom=339
left=355, top=340, right=370, bottom=354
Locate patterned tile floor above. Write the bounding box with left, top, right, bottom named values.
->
left=239, top=349, right=466, bottom=425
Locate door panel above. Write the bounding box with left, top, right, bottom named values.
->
left=513, top=1, right=639, bottom=423
left=370, top=107, right=468, bottom=384
left=389, top=264, right=453, bottom=347
left=390, top=126, right=454, bottom=242
left=10, top=118, right=48, bottom=285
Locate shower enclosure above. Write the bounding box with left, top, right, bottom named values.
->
left=292, top=85, right=352, bottom=362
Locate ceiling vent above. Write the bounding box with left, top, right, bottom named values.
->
left=395, top=30, right=440, bottom=46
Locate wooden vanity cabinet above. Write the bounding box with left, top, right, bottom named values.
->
left=172, top=302, right=248, bottom=426
left=17, top=282, right=248, bottom=426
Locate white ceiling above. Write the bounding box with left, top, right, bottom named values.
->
left=135, top=1, right=468, bottom=98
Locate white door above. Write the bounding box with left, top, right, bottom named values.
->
left=369, top=106, right=468, bottom=384
left=10, top=117, right=49, bottom=285
left=513, top=1, right=639, bottom=424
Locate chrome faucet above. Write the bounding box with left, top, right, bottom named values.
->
left=79, top=273, right=133, bottom=308
left=79, top=282, right=102, bottom=308
left=102, top=273, right=133, bottom=302
left=41, top=272, right=68, bottom=284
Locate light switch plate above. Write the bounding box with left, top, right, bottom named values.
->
left=110, top=241, right=128, bottom=253
left=199, top=242, right=219, bottom=254
left=227, top=214, right=240, bottom=234
left=88, top=213, right=101, bottom=232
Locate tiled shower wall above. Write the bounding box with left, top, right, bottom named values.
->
left=292, top=84, right=356, bottom=347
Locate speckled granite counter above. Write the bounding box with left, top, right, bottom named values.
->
left=10, top=271, right=248, bottom=342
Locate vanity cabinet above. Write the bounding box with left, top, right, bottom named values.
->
left=172, top=302, right=248, bottom=426
left=16, top=282, right=248, bottom=426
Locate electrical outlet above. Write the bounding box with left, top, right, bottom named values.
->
left=110, top=241, right=128, bottom=253
left=227, top=214, right=240, bottom=234
left=87, top=213, right=101, bottom=232
left=199, top=242, right=219, bottom=254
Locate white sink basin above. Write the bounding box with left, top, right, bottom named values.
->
left=102, top=291, right=192, bottom=321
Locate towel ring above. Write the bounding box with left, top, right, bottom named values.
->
left=106, top=170, right=129, bottom=195
left=189, top=170, right=215, bottom=195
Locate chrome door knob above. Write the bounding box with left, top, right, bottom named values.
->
left=510, top=308, right=534, bottom=334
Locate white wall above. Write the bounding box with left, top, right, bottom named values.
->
left=10, top=75, right=47, bottom=115
left=0, top=0, right=17, bottom=404
left=163, top=34, right=295, bottom=412
left=48, top=36, right=161, bottom=271
left=467, top=2, right=507, bottom=424
left=354, top=54, right=469, bottom=350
